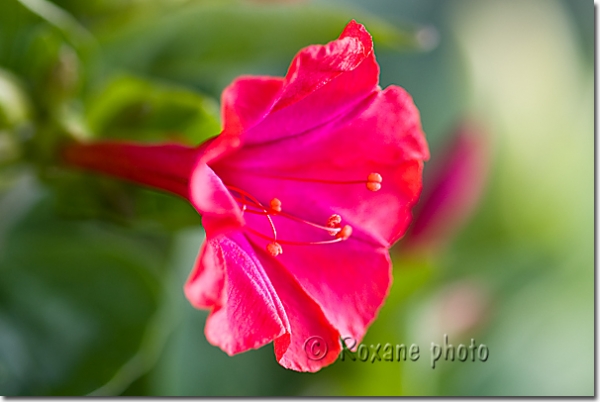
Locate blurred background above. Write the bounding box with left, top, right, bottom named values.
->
left=0, top=0, right=593, bottom=396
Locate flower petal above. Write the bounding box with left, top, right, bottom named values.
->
left=200, top=233, right=290, bottom=355
left=184, top=239, right=226, bottom=309
left=273, top=20, right=376, bottom=112
left=199, top=76, right=284, bottom=165
left=213, top=85, right=429, bottom=247
left=234, top=20, right=379, bottom=145
left=262, top=235, right=391, bottom=345
left=188, top=231, right=341, bottom=371
left=249, top=240, right=342, bottom=372
left=208, top=86, right=426, bottom=343
left=203, top=21, right=379, bottom=164
left=209, top=206, right=391, bottom=346
left=220, top=76, right=285, bottom=136
left=189, top=162, right=244, bottom=235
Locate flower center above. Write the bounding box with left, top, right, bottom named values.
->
left=225, top=172, right=382, bottom=257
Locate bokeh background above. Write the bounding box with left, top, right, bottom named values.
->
left=0, top=0, right=593, bottom=396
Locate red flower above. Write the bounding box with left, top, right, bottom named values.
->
left=63, top=20, right=429, bottom=372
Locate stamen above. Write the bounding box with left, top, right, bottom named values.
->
left=225, top=185, right=356, bottom=253
left=267, top=242, right=283, bottom=257
left=269, top=198, right=282, bottom=213
left=366, top=172, right=382, bottom=191
left=245, top=226, right=346, bottom=246
left=237, top=200, right=340, bottom=234
left=226, top=185, right=278, bottom=242
left=277, top=210, right=341, bottom=234
left=225, top=168, right=383, bottom=191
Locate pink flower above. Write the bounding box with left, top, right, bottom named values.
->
left=62, top=20, right=429, bottom=372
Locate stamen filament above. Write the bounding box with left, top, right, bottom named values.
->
left=227, top=185, right=278, bottom=241
left=245, top=226, right=345, bottom=246
left=229, top=187, right=341, bottom=235
left=277, top=210, right=342, bottom=234
left=238, top=173, right=368, bottom=185
left=224, top=169, right=382, bottom=190
left=225, top=184, right=353, bottom=254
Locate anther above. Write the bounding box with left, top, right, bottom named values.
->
left=366, top=173, right=382, bottom=192
left=335, top=225, right=353, bottom=241
left=267, top=242, right=283, bottom=257
left=269, top=198, right=282, bottom=213
left=326, top=214, right=342, bottom=236
left=326, top=214, right=342, bottom=228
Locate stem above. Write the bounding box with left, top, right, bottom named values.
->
left=61, top=141, right=198, bottom=199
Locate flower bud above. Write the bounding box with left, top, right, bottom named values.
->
left=401, top=119, right=491, bottom=254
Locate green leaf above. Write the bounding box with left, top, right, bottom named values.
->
left=41, top=74, right=214, bottom=229
left=0, top=193, right=171, bottom=395
left=85, top=75, right=221, bottom=145
left=16, top=0, right=96, bottom=49
left=93, top=2, right=428, bottom=96
left=48, top=170, right=202, bottom=231
left=145, top=229, right=309, bottom=397
left=0, top=1, right=83, bottom=102
left=0, top=68, right=32, bottom=129
left=0, top=69, right=32, bottom=168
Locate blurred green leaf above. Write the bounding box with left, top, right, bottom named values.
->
left=41, top=74, right=218, bottom=228
left=437, top=253, right=593, bottom=396
left=0, top=0, right=41, bottom=68
left=85, top=75, right=221, bottom=144
left=0, top=69, right=32, bottom=129
left=143, top=229, right=310, bottom=397
left=0, top=69, right=32, bottom=167
left=0, top=194, right=171, bottom=395
left=92, top=2, right=429, bottom=96
left=0, top=2, right=86, bottom=174
left=48, top=170, right=201, bottom=231
left=19, top=29, right=82, bottom=111
left=44, top=0, right=193, bottom=33
left=0, top=1, right=83, bottom=99
left=16, top=0, right=95, bottom=49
